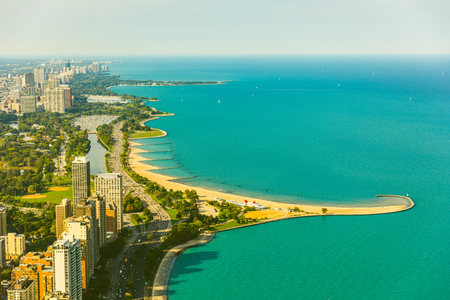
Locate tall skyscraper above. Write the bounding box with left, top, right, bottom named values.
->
left=47, top=79, right=60, bottom=89
left=6, top=232, right=25, bottom=257
left=43, top=89, right=65, bottom=113
left=24, top=72, right=35, bottom=88
left=63, top=217, right=95, bottom=291
left=91, top=62, right=101, bottom=73
left=106, top=203, right=117, bottom=234
left=21, top=95, right=37, bottom=113
left=59, top=85, right=71, bottom=108
left=74, top=199, right=98, bottom=262
left=72, top=157, right=90, bottom=209
left=95, top=195, right=106, bottom=249
left=0, top=206, right=7, bottom=236
left=33, top=68, right=45, bottom=86
left=7, top=277, right=36, bottom=300
left=0, top=237, right=6, bottom=267
left=56, top=199, right=71, bottom=238
left=94, top=173, right=123, bottom=229
left=52, top=233, right=82, bottom=300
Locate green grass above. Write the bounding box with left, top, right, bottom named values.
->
left=47, top=175, right=72, bottom=187
left=131, top=129, right=164, bottom=139
left=166, top=208, right=180, bottom=225
left=22, top=186, right=73, bottom=204
left=130, top=218, right=141, bottom=233
left=210, top=219, right=259, bottom=231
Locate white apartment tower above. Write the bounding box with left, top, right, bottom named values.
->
left=0, top=206, right=6, bottom=236
left=21, top=95, right=36, bottom=113
left=72, top=156, right=90, bottom=209
left=43, top=89, right=65, bottom=113
left=94, top=173, right=123, bottom=230
left=52, top=233, right=82, bottom=300
left=64, top=216, right=96, bottom=282
left=33, top=67, right=45, bottom=86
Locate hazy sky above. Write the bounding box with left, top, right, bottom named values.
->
left=0, top=0, right=449, bottom=56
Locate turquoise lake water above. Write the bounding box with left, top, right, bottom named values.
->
left=110, top=56, right=450, bottom=299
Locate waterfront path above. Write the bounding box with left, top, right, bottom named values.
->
left=152, top=232, right=215, bottom=300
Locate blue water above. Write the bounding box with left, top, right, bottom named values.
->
left=110, top=56, right=450, bottom=299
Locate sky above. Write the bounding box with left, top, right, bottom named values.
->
left=0, top=0, right=449, bottom=56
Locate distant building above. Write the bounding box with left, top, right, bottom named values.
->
left=7, top=277, right=35, bottom=300
left=21, top=251, right=53, bottom=267
left=6, top=233, right=25, bottom=258
left=56, top=199, right=71, bottom=238
left=59, top=85, right=71, bottom=108
left=52, top=233, right=82, bottom=300
left=90, top=62, right=101, bottom=73
left=72, top=157, right=90, bottom=209
left=13, top=77, right=22, bottom=86
left=21, top=96, right=36, bottom=113
left=47, top=79, right=60, bottom=89
left=94, top=173, right=123, bottom=229
left=24, top=73, right=35, bottom=88
left=33, top=68, right=45, bottom=86
left=74, top=198, right=100, bottom=261
left=0, top=206, right=7, bottom=236
left=43, top=89, right=65, bottom=113
left=10, top=90, right=21, bottom=100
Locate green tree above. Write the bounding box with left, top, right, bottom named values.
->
left=322, top=208, right=328, bottom=214
left=27, top=185, right=36, bottom=194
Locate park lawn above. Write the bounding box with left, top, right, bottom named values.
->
left=166, top=208, right=180, bottom=225
left=210, top=219, right=259, bottom=231
left=48, top=175, right=72, bottom=187
left=130, top=218, right=141, bottom=233
left=23, top=186, right=73, bottom=204
left=131, top=129, right=164, bottom=139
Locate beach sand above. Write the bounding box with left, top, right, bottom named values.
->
left=129, top=141, right=413, bottom=216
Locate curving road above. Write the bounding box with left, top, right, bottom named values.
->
left=105, top=121, right=172, bottom=300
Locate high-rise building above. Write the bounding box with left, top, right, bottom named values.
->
left=24, top=73, right=35, bottom=88
left=13, top=76, right=21, bottom=86
left=63, top=216, right=95, bottom=291
left=47, top=79, right=60, bottom=89
left=52, top=233, right=82, bottom=300
left=0, top=206, right=7, bottom=236
left=74, top=198, right=100, bottom=258
left=21, top=96, right=36, bottom=113
left=33, top=68, right=45, bottom=86
left=6, top=233, right=25, bottom=257
left=43, top=89, right=65, bottom=113
left=105, top=203, right=117, bottom=234
left=91, top=62, right=101, bottom=73
left=0, top=237, right=6, bottom=267
left=72, top=156, right=90, bottom=209
left=59, top=85, right=71, bottom=108
left=94, top=173, right=123, bottom=229
left=7, top=277, right=36, bottom=300
left=95, top=195, right=106, bottom=249
left=10, top=90, right=21, bottom=100
left=11, top=264, right=53, bottom=300
left=56, top=199, right=71, bottom=238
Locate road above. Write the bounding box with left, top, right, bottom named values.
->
left=105, top=121, right=172, bottom=300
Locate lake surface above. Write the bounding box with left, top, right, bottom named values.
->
left=86, top=134, right=108, bottom=175
left=110, top=56, right=450, bottom=299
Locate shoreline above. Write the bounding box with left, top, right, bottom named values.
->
left=129, top=138, right=414, bottom=215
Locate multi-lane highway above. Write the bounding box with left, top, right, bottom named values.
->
left=106, top=121, right=172, bottom=300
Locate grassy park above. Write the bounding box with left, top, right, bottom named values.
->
left=166, top=208, right=181, bottom=224
left=131, top=129, right=165, bottom=139
left=21, top=186, right=72, bottom=204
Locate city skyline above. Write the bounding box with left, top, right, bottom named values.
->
left=0, top=0, right=449, bottom=56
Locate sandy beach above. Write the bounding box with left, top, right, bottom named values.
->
left=128, top=140, right=413, bottom=216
